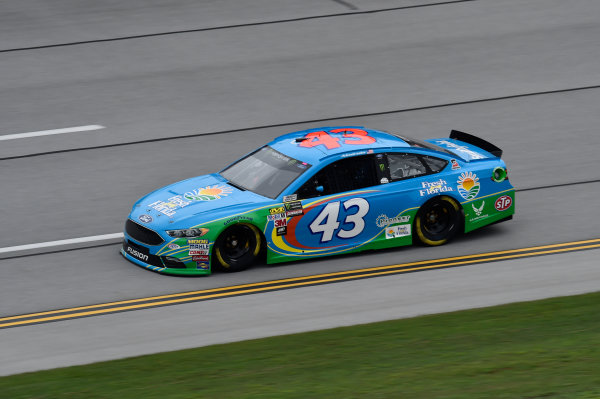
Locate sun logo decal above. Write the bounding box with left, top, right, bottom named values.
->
left=457, top=172, right=480, bottom=200
left=184, top=185, right=233, bottom=201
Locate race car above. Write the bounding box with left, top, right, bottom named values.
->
left=121, top=127, right=514, bottom=275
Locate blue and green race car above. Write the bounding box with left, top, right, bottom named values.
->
left=121, top=127, right=514, bottom=275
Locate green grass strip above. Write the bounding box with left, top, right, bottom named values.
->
left=2, top=292, right=600, bottom=399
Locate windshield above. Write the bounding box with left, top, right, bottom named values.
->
left=220, top=146, right=311, bottom=199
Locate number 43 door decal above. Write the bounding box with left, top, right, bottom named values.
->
left=309, top=198, right=370, bottom=242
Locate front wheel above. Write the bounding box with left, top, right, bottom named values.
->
left=214, top=224, right=262, bottom=272
left=414, top=196, right=462, bottom=246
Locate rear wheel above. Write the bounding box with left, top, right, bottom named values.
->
left=214, top=224, right=262, bottom=272
left=415, top=196, right=462, bottom=246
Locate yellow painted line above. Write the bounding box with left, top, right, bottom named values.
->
left=1, top=239, right=599, bottom=329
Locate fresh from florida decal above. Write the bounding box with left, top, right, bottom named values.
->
left=457, top=172, right=480, bottom=200
left=149, top=185, right=233, bottom=216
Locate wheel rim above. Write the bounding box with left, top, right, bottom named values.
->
left=422, top=202, right=453, bottom=236
left=221, top=226, right=251, bottom=261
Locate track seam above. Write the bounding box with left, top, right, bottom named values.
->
left=0, top=1, right=475, bottom=54
left=2, top=84, right=599, bottom=162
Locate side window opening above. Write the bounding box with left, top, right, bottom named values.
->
left=421, top=155, right=448, bottom=173
left=387, top=153, right=427, bottom=180
left=296, top=155, right=380, bottom=199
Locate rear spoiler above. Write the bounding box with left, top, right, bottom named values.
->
left=450, top=130, right=502, bottom=158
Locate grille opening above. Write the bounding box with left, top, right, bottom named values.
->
left=125, top=219, right=164, bottom=246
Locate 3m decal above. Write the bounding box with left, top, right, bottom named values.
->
left=139, top=214, right=152, bottom=223
left=419, top=179, right=453, bottom=196
left=283, top=194, right=297, bottom=202
left=274, top=218, right=287, bottom=228
left=376, top=214, right=410, bottom=228
left=457, top=172, right=480, bottom=200
left=309, top=198, right=369, bottom=242
left=495, top=195, right=513, bottom=211
left=269, top=206, right=285, bottom=215
left=298, top=128, right=376, bottom=150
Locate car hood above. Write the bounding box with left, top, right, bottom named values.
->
left=129, top=173, right=268, bottom=230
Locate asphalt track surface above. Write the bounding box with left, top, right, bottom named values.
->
left=1, top=0, right=599, bottom=376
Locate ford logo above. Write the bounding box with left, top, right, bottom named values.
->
left=139, top=214, right=153, bottom=223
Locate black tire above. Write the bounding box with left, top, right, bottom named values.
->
left=213, top=224, right=262, bottom=272
left=414, top=196, right=462, bottom=246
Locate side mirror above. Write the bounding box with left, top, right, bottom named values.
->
left=316, top=185, right=324, bottom=193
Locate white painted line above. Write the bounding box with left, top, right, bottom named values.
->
left=0, top=233, right=124, bottom=255
left=0, top=125, right=105, bottom=141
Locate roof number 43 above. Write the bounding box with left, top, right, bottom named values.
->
left=310, top=198, right=370, bottom=242
left=299, top=128, right=376, bottom=150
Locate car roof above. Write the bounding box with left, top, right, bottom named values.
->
left=267, top=126, right=411, bottom=165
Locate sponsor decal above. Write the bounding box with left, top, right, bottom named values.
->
left=274, top=218, right=287, bottom=228
left=168, top=243, right=180, bottom=250
left=385, top=224, right=411, bottom=239
left=469, top=200, right=489, bottom=222
left=368, top=149, right=374, bottom=154
left=472, top=201, right=485, bottom=217
left=267, top=213, right=286, bottom=221
left=376, top=214, right=410, bottom=228
left=138, top=214, right=153, bottom=223
left=451, top=159, right=460, bottom=170
left=269, top=206, right=285, bottom=215
left=285, top=201, right=303, bottom=211
left=149, top=186, right=234, bottom=216
left=380, top=177, right=389, bottom=184
left=276, top=226, right=287, bottom=236
left=126, top=246, right=149, bottom=262
left=283, top=194, right=297, bottom=202
left=192, top=255, right=209, bottom=262
left=189, top=239, right=210, bottom=255
left=223, top=216, right=253, bottom=225
left=419, top=179, right=453, bottom=196
left=495, top=195, right=513, bottom=211
left=286, top=209, right=303, bottom=217
left=148, top=200, right=177, bottom=216
left=457, top=172, right=480, bottom=200
left=183, top=185, right=233, bottom=202
left=436, top=140, right=486, bottom=160
left=341, top=151, right=367, bottom=158
left=196, top=262, right=209, bottom=270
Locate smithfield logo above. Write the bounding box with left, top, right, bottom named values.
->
left=472, top=201, right=485, bottom=217
left=139, top=214, right=153, bottom=223
left=495, top=195, right=512, bottom=211
left=457, top=172, right=480, bottom=200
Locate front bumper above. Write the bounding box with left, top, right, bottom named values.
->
left=120, top=239, right=212, bottom=276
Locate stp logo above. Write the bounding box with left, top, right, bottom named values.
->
left=495, top=195, right=512, bottom=211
